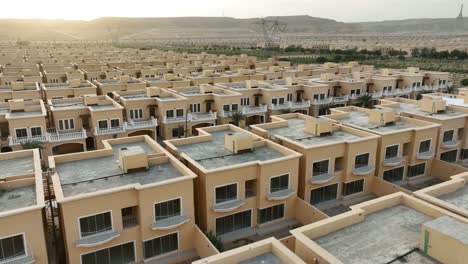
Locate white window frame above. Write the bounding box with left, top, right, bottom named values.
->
left=354, top=152, right=371, bottom=169
left=0, top=232, right=28, bottom=262
left=312, top=158, right=330, bottom=176
left=59, top=119, right=75, bottom=131
left=77, top=210, right=114, bottom=239
left=110, top=118, right=120, bottom=128
left=384, top=144, right=400, bottom=160
left=14, top=127, right=28, bottom=138
left=189, top=103, right=201, bottom=113
left=153, top=197, right=183, bottom=224
left=418, top=138, right=432, bottom=154
left=213, top=182, right=238, bottom=205
left=241, top=97, right=250, bottom=106
left=29, top=126, right=43, bottom=137
left=268, top=173, right=290, bottom=194
left=175, top=108, right=184, bottom=117
left=97, top=119, right=109, bottom=129
left=129, top=109, right=144, bottom=120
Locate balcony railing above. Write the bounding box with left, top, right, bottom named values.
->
left=352, top=165, right=375, bottom=175
left=94, top=126, right=125, bottom=136
left=241, top=105, right=267, bottom=115
left=269, top=100, right=310, bottom=110
left=383, top=88, right=412, bottom=96
left=162, top=115, right=187, bottom=123
left=332, top=95, right=349, bottom=102
left=76, top=229, right=120, bottom=247
left=417, top=151, right=434, bottom=160
left=267, top=187, right=295, bottom=201
left=212, top=199, right=245, bottom=213
left=309, top=173, right=335, bottom=184
left=125, top=118, right=158, bottom=130
left=189, top=112, right=217, bottom=122
left=151, top=215, right=191, bottom=230
left=8, top=135, right=47, bottom=146
left=311, top=98, right=333, bottom=105
left=383, top=156, right=403, bottom=166
left=46, top=129, right=87, bottom=143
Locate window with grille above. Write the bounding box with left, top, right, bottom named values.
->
left=59, top=119, right=75, bottom=130
left=0, top=234, right=25, bottom=262
left=419, top=140, right=431, bottom=153
left=385, top=145, right=399, bottom=159
left=257, top=204, right=284, bottom=224
left=81, top=241, right=134, bottom=264
left=355, top=153, right=369, bottom=168
left=154, top=198, right=181, bottom=221
left=143, top=233, right=178, bottom=260
left=215, top=184, right=237, bottom=204
left=310, top=184, right=338, bottom=205
left=30, top=127, right=42, bottom=137
left=110, top=119, right=120, bottom=128
left=342, top=179, right=364, bottom=196
left=443, top=130, right=454, bottom=142
left=15, top=128, right=28, bottom=138
left=98, top=120, right=108, bottom=129
left=216, top=210, right=251, bottom=236
left=176, top=109, right=184, bottom=117
left=79, top=211, right=112, bottom=237
left=129, top=109, right=143, bottom=120
left=270, top=174, right=289, bottom=193
left=408, top=163, right=426, bottom=178
left=189, top=103, right=201, bottom=113
left=383, top=166, right=404, bottom=182
left=312, top=160, right=329, bottom=176
left=166, top=110, right=174, bottom=118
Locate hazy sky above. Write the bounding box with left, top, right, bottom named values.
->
left=1, top=0, right=465, bottom=22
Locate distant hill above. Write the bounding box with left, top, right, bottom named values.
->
left=0, top=15, right=466, bottom=41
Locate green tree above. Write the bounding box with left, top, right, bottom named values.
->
left=205, top=231, right=223, bottom=252
left=229, top=110, right=246, bottom=127
left=319, top=102, right=335, bottom=115
left=280, top=108, right=292, bottom=114
left=357, top=94, right=373, bottom=109
left=461, top=79, right=468, bottom=86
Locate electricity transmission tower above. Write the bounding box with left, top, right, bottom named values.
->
left=251, top=17, right=287, bottom=49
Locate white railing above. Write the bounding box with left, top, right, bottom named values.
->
left=8, top=135, right=47, bottom=146
left=241, top=105, right=267, bottom=114
left=46, top=129, right=87, bottom=142
left=311, top=98, right=332, bottom=105
left=94, top=126, right=125, bottom=135
left=125, top=118, right=158, bottom=130
left=189, top=112, right=217, bottom=122
left=270, top=100, right=311, bottom=110
left=383, top=88, right=412, bottom=96
left=332, top=95, right=349, bottom=102
left=162, top=116, right=187, bottom=123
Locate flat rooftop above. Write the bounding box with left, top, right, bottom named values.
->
left=239, top=253, right=284, bottom=264
left=438, top=185, right=468, bottom=211
left=50, top=101, right=86, bottom=110
left=0, top=156, right=34, bottom=179
left=176, top=130, right=285, bottom=170
left=56, top=141, right=183, bottom=197
left=267, top=118, right=362, bottom=146
left=394, top=102, right=466, bottom=119
left=0, top=185, right=36, bottom=212
left=88, top=104, right=119, bottom=111
left=313, top=205, right=434, bottom=264
left=338, top=111, right=421, bottom=133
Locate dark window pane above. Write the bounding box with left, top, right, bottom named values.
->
left=310, top=184, right=338, bottom=205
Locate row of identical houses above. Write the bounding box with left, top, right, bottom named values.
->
left=0, top=45, right=467, bottom=264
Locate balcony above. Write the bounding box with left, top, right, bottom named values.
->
left=241, top=105, right=267, bottom=115
left=125, top=118, right=158, bottom=130
left=383, top=156, right=403, bottom=166
left=311, top=98, right=333, bottom=105
left=8, top=135, right=47, bottom=146
left=417, top=151, right=434, bottom=160
left=332, top=95, right=349, bottom=103
left=46, top=129, right=87, bottom=143
left=267, top=187, right=295, bottom=200
left=352, top=165, right=375, bottom=175
left=269, top=100, right=311, bottom=110
left=309, top=173, right=335, bottom=184
left=383, top=88, right=412, bottom=96
left=76, top=229, right=120, bottom=247
left=94, top=126, right=125, bottom=136
left=162, top=115, right=186, bottom=123
left=212, top=199, right=245, bottom=213
left=441, top=140, right=459, bottom=149
left=189, top=112, right=217, bottom=122
left=151, top=215, right=191, bottom=230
